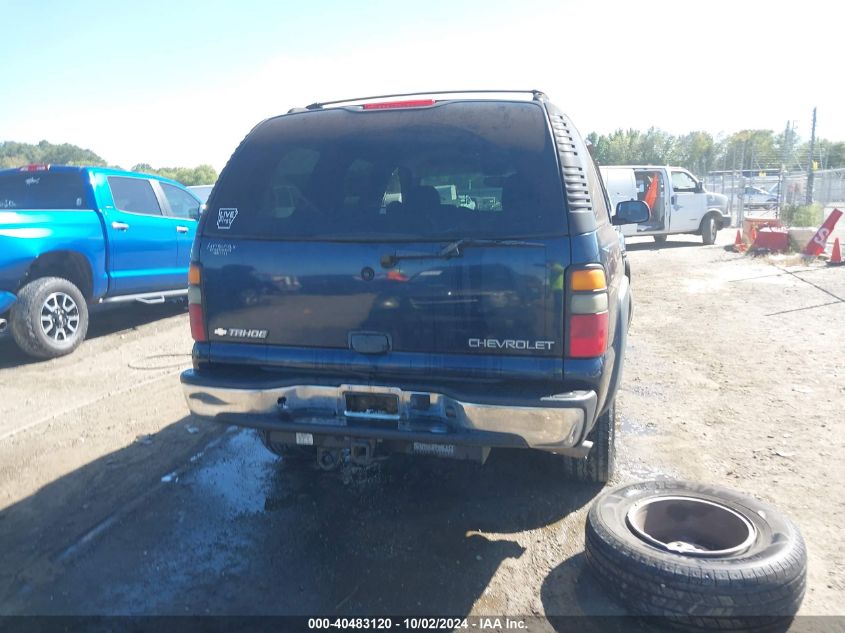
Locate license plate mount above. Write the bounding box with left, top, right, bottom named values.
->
left=344, top=392, right=400, bottom=420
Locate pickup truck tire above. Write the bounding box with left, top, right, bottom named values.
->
left=652, top=235, right=667, bottom=245
left=585, top=480, right=807, bottom=630
left=562, top=398, right=615, bottom=483
left=10, top=277, right=89, bottom=359
left=700, top=215, right=718, bottom=245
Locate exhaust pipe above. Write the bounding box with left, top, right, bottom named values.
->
left=0, top=318, right=7, bottom=335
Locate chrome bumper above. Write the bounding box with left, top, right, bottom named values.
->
left=181, top=374, right=596, bottom=454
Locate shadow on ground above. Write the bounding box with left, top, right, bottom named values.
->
left=0, top=302, right=186, bottom=368
left=0, top=427, right=609, bottom=618
left=624, top=239, right=704, bottom=252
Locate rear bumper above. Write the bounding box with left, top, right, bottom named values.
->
left=0, top=291, right=17, bottom=314
left=180, top=370, right=597, bottom=456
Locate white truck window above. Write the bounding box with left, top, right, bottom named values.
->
left=671, top=171, right=698, bottom=192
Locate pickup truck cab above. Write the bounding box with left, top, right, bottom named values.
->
left=0, top=164, right=201, bottom=358
left=600, top=165, right=730, bottom=244
left=180, top=91, right=649, bottom=482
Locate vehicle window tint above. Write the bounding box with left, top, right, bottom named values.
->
left=585, top=157, right=610, bottom=224
left=671, top=171, right=698, bottom=192
left=161, top=182, right=201, bottom=219
left=107, top=177, right=162, bottom=215
left=206, top=102, right=567, bottom=240
left=0, top=171, right=91, bottom=210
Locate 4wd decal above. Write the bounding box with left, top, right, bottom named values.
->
left=216, top=208, right=238, bottom=230
left=213, top=327, right=268, bottom=339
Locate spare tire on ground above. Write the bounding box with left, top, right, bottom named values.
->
left=585, top=480, right=807, bottom=631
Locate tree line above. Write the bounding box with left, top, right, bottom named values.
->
left=0, top=140, right=218, bottom=186
left=4, top=132, right=845, bottom=184
left=586, top=128, right=845, bottom=176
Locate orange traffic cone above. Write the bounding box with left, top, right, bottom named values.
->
left=734, top=230, right=746, bottom=252
left=829, top=238, right=843, bottom=266
left=750, top=226, right=758, bottom=244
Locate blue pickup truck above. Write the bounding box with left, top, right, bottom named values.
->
left=0, top=164, right=201, bottom=358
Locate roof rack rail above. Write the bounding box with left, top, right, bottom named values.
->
left=304, top=89, right=547, bottom=111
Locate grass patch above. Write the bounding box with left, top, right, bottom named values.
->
left=780, top=203, right=823, bottom=227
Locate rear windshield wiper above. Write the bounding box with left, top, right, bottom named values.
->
left=381, top=238, right=544, bottom=268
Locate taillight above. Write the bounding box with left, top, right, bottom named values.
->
left=20, top=164, right=50, bottom=172
left=567, top=267, right=608, bottom=358
left=188, top=263, right=206, bottom=342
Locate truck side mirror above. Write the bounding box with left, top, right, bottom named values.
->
left=694, top=181, right=705, bottom=193
left=612, top=200, right=650, bottom=225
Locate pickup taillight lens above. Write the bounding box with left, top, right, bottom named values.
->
left=188, top=263, right=206, bottom=342
left=567, top=267, right=609, bottom=358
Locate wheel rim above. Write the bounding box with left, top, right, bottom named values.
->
left=39, top=292, right=80, bottom=343
left=707, top=218, right=716, bottom=241
left=626, top=495, right=757, bottom=557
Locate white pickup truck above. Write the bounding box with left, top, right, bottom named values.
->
left=600, top=165, right=730, bottom=245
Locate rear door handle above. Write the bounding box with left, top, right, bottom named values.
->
left=176, top=226, right=189, bottom=234
left=111, top=221, right=130, bottom=231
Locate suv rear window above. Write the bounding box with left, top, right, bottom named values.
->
left=0, top=171, right=91, bottom=210
left=206, top=101, right=567, bottom=240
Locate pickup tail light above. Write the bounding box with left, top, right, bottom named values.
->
left=567, top=267, right=608, bottom=358
left=188, top=263, right=206, bottom=342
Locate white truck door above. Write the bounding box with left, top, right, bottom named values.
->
left=668, top=169, right=707, bottom=232
left=600, top=167, right=640, bottom=236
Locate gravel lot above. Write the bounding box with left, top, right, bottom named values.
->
left=0, top=230, right=842, bottom=626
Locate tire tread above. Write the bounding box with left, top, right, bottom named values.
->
left=9, top=277, right=88, bottom=359
left=584, top=481, right=807, bottom=630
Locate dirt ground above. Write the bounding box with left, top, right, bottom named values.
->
left=0, top=230, right=843, bottom=627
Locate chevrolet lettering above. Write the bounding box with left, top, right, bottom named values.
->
left=468, top=338, right=554, bottom=351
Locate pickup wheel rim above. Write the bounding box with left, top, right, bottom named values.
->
left=40, top=292, right=80, bottom=342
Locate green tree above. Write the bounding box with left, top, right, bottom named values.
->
left=0, top=140, right=108, bottom=169
left=130, top=164, right=218, bottom=186
left=715, top=130, right=779, bottom=172
left=675, top=131, right=716, bottom=176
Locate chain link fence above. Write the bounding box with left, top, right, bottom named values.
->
left=705, top=168, right=845, bottom=223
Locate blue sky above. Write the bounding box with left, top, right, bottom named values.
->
left=2, top=0, right=843, bottom=171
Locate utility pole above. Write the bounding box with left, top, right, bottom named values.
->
left=777, top=121, right=790, bottom=212
left=806, top=107, right=817, bottom=205
left=738, top=140, right=748, bottom=224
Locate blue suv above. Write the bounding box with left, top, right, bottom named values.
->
left=180, top=91, right=648, bottom=482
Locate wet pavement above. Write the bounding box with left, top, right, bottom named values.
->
left=2, top=428, right=611, bottom=617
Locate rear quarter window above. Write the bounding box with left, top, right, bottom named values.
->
left=0, top=171, right=91, bottom=210
left=205, top=101, right=567, bottom=240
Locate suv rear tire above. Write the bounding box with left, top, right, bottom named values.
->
left=10, top=277, right=89, bottom=359
left=563, top=398, right=615, bottom=483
